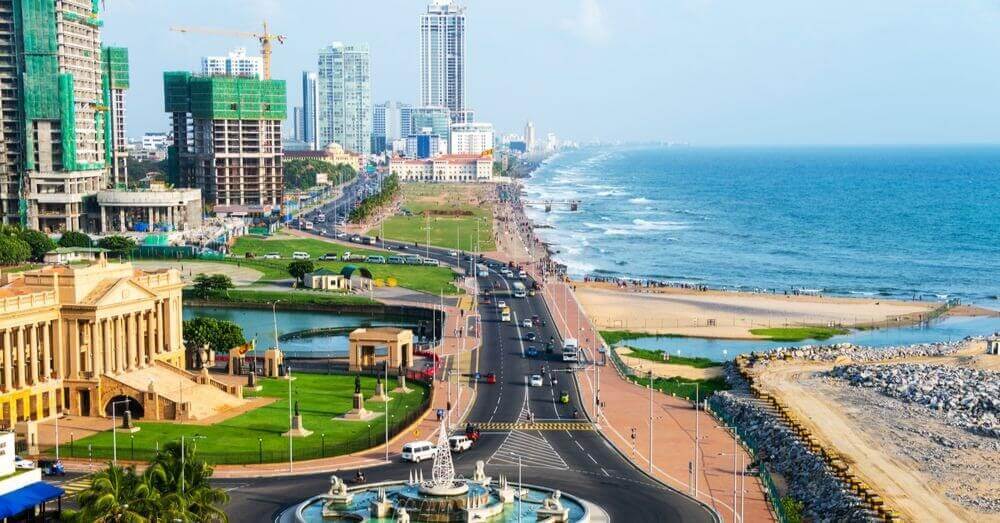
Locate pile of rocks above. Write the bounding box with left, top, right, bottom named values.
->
left=710, top=392, right=875, bottom=521
left=751, top=339, right=974, bottom=365
left=829, top=363, right=1000, bottom=438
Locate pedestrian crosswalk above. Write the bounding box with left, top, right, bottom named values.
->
left=58, top=475, right=92, bottom=496
left=487, top=430, right=568, bottom=470
left=473, top=421, right=595, bottom=432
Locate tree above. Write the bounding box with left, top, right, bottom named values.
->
left=96, top=235, right=137, bottom=258
left=287, top=260, right=315, bottom=284
left=183, top=317, right=246, bottom=353
left=0, top=235, right=31, bottom=266
left=17, top=229, right=56, bottom=261
left=63, top=464, right=160, bottom=523
left=283, top=158, right=358, bottom=190
left=192, top=274, right=233, bottom=298
left=58, top=230, right=92, bottom=248
left=149, top=442, right=229, bottom=522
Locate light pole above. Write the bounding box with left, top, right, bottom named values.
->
left=647, top=370, right=654, bottom=474
left=676, top=382, right=701, bottom=498
left=180, top=434, right=207, bottom=495
left=110, top=398, right=132, bottom=465
left=717, top=425, right=742, bottom=523
left=384, top=362, right=390, bottom=462
left=287, top=366, right=293, bottom=472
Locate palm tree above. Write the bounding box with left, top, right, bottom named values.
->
left=148, top=441, right=230, bottom=522
left=64, top=464, right=157, bottom=522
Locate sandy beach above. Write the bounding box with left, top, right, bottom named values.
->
left=574, top=281, right=947, bottom=339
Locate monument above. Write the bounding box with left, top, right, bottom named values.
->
left=282, top=400, right=313, bottom=438
left=370, top=375, right=391, bottom=403
left=338, top=375, right=378, bottom=421
left=393, top=365, right=412, bottom=394
left=116, top=409, right=141, bottom=434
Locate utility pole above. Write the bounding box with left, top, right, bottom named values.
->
left=648, top=370, right=654, bottom=473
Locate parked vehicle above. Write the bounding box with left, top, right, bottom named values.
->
left=341, top=251, right=353, bottom=260
left=263, top=252, right=281, bottom=260
left=304, top=222, right=314, bottom=230
left=401, top=441, right=436, bottom=462
left=562, top=338, right=580, bottom=362
left=292, top=251, right=311, bottom=260
left=403, top=255, right=423, bottom=265
left=387, top=256, right=406, bottom=264
left=320, top=253, right=340, bottom=261
left=448, top=435, right=473, bottom=453
left=365, top=255, right=386, bottom=264
left=350, top=235, right=362, bottom=243
left=421, top=258, right=440, bottom=266
left=14, top=456, right=35, bottom=469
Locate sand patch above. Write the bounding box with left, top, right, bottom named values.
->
left=133, top=260, right=262, bottom=287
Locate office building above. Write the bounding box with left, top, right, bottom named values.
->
left=301, top=71, right=319, bottom=150
left=525, top=121, right=536, bottom=153
left=405, top=130, right=447, bottom=159
left=141, top=133, right=169, bottom=151
left=317, top=42, right=372, bottom=155
left=410, top=106, right=451, bottom=139
left=372, top=103, right=387, bottom=154
left=201, top=48, right=262, bottom=79
left=102, top=47, right=130, bottom=188
left=293, top=106, right=304, bottom=142
left=420, top=1, right=466, bottom=122
left=164, top=72, right=286, bottom=216
left=390, top=154, right=492, bottom=182
left=449, top=122, right=494, bottom=155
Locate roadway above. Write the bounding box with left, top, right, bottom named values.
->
left=217, top=239, right=717, bottom=522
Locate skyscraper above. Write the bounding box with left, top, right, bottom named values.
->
left=317, top=43, right=372, bottom=155
left=373, top=101, right=414, bottom=154
left=525, top=121, right=536, bottom=153
left=293, top=107, right=304, bottom=142
left=102, top=47, right=130, bottom=187
left=301, top=71, right=319, bottom=150
left=201, top=48, right=263, bottom=79
left=0, top=1, right=117, bottom=231
left=420, top=1, right=466, bottom=122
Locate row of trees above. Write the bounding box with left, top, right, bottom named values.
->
left=348, top=173, right=400, bottom=223
left=283, top=158, right=357, bottom=191
left=65, top=442, right=229, bottom=522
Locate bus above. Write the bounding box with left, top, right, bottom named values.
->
left=561, top=338, right=579, bottom=362
left=511, top=281, right=527, bottom=298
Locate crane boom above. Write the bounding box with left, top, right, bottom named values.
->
left=169, top=21, right=285, bottom=80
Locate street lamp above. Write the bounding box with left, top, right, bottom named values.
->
left=717, top=425, right=743, bottom=523
left=675, top=381, right=702, bottom=498
left=110, top=398, right=132, bottom=465
left=321, top=433, right=326, bottom=457
left=180, top=434, right=207, bottom=494
left=258, top=437, right=263, bottom=464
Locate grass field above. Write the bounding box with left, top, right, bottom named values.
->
left=189, top=289, right=378, bottom=307
left=370, top=183, right=496, bottom=252
left=67, top=374, right=429, bottom=464
left=749, top=326, right=849, bottom=341
left=632, top=375, right=730, bottom=401
left=618, top=347, right=721, bottom=368
left=228, top=237, right=463, bottom=295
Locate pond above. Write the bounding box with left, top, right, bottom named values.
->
left=182, top=306, right=429, bottom=358
left=620, top=315, right=1000, bottom=361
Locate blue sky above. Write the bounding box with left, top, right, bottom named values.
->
left=103, top=0, right=1000, bottom=145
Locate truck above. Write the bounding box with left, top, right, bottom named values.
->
left=476, top=263, right=489, bottom=277
left=511, top=281, right=527, bottom=298
left=561, top=338, right=579, bottom=362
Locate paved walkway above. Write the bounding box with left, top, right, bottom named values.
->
left=540, top=279, right=775, bottom=523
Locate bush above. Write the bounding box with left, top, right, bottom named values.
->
left=17, top=229, right=55, bottom=261
left=183, top=317, right=246, bottom=353
left=57, top=230, right=92, bottom=248
left=192, top=274, right=233, bottom=298
left=0, top=235, right=31, bottom=266
left=287, top=260, right=315, bottom=284
left=97, top=235, right=137, bottom=258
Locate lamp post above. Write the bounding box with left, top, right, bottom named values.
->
left=676, top=381, right=701, bottom=498
left=321, top=433, right=326, bottom=457
left=287, top=366, right=293, bottom=472
left=258, top=437, right=263, bottom=464
left=717, top=425, right=742, bottom=523
left=180, top=434, right=206, bottom=495
left=110, top=398, right=132, bottom=466
left=367, top=424, right=372, bottom=447
left=384, top=362, right=390, bottom=462
left=647, top=370, right=654, bottom=473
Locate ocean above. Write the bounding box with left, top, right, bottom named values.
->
left=522, top=146, right=1000, bottom=305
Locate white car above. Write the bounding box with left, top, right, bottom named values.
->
left=448, top=435, right=473, bottom=453
left=263, top=252, right=281, bottom=260
left=521, top=318, right=532, bottom=328
left=14, top=456, right=35, bottom=469
left=401, top=440, right=436, bottom=463
left=496, top=301, right=507, bottom=309
left=292, top=251, right=311, bottom=260
left=448, top=251, right=458, bottom=257
left=529, top=374, right=544, bottom=387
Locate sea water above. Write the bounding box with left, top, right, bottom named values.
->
left=524, top=146, right=1000, bottom=305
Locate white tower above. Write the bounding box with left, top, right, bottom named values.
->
left=420, top=1, right=466, bottom=122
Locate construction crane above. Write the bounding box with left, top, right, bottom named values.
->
left=170, top=21, right=285, bottom=80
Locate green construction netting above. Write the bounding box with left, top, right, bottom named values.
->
left=189, top=76, right=286, bottom=120
left=164, top=71, right=192, bottom=113
left=102, top=46, right=129, bottom=89
left=20, top=0, right=59, bottom=120
left=58, top=74, right=76, bottom=171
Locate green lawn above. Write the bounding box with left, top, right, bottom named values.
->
left=228, top=237, right=463, bottom=295
left=618, top=347, right=721, bottom=368
left=599, top=330, right=685, bottom=347
left=749, top=326, right=849, bottom=341
left=189, top=289, right=378, bottom=307
left=65, top=374, right=429, bottom=464
left=632, top=375, right=730, bottom=401
left=369, top=183, right=496, bottom=252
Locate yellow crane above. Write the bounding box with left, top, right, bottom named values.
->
left=170, top=21, right=286, bottom=80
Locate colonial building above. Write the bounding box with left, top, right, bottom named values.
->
left=0, top=258, right=186, bottom=426
left=389, top=154, right=492, bottom=183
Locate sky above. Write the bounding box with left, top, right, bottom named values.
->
left=103, top=0, right=1000, bottom=145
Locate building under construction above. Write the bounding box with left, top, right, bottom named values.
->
left=0, top=0, right=122, bottom=232
left=101, top=46, right=129, bottom=187
left=164, top=72, right=286, bottom=216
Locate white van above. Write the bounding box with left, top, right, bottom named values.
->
left=401, top=440, right=436, bottom=462
left=292, top=251, right=311, bottom=260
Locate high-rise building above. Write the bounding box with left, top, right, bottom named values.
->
left=449, top=122, right=493, bottom=155
left=201, top=48, right=263, bottom=79
left=301, top=72, right=319, bottom=150
left=420, top=1, right=466, bottom=122
left=0, top=1, right=116, bottom=232
left=372, top=101, right=414, bottom=154
left=293, top=106, right=304, bottom=142
left=317, top=42, right=372, bottom=155
left=372, top=103, right=387, bottom=155
left=102, top=47, right=130, bottom=188
left=410, top=107, right=451, bottom=139
left=525, top=121, right=536, bottom=153
left=164, top=72, right=286, bottom=215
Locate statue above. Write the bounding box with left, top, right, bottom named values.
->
left=542, top=490, right=564, bottom=510
left=396, top=507, right=410, bottom=523
left=355, top=375, right=362, bottom=395
left=328, top=475, right=344, bottom=496
left=294, top=400, right=300, bottom=417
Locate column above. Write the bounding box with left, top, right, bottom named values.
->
left=2, top=329, right=11, bottom=390
left=102, top=319, right=113, bottom=373
left=28, top=324, right=39, bottom=384
left=162, top=299, right=172, bottom=351
left=53, top=319, right=64, bottom=379
left=167, top=206, right=174, bottom=227
left=15, top=327, right=26, bottom=388
left=119, top=208, right=126, bottom=232
left=100, top=206, right=107, bottom=233
left=155, top=301, right=164, bottom=354
left=147, top=207, right=153, bottom=226
left=115, top=316, right=126, bottom=373
left=90, top=321, right=103, bottom=376
left=126, top=313, right=137, bottom=370
left=146, top=311, right=156, bottom=365
left=68, top=321, right=80, bottom=379
left=41, top=321, right=51, bottom=380
left=136, top=312, right=146, bottom=367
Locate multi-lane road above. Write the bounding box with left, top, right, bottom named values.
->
left=217, top=238, right=717, bottom=522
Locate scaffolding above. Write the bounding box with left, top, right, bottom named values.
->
left=102, top=46, right=129, bottom=89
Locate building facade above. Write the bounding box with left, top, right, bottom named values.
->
left=524, top=121, right=536, bottom=153
left=102, top=46, right=130, bottom=188
left=420, top=1, right=466, bottom=122
left=410, top=106, right=451, bottom=139
left=201, top=48, right=262, bottom=79
left=449, top=122, right=493, bottom=155
left=405, top=132, right=447, bottom=159
left=164, top=72, right=286, bottom=215
left=0, top=260, right=186, bottom=425
left=97, top=184, right=202, bottom=233
left=284, top=143, right=364, bottom=174
left=301, top=71, right=319, bottom=150
left=317, top=42, right=372, bottom=155
left=390, top=154, right=492, bottom=182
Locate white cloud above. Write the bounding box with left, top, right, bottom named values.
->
left=561, top=0, right=610, bottom=45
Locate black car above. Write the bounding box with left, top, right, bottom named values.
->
left=525, top=332, right=537, bottom=342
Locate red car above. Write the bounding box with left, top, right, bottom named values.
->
left=485, top=372, right=497, bottom=384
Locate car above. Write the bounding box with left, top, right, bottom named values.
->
left=14, top=456, right=35, bottom=469
left=518, top=270, right=527, bottom=279
left=341, top=251, right=353, bottom=260
left=350, top=235, right=362, bottom=243
left=525, top=332, right=537, bottom=342
left=387, top=256, right=406, bottom=264
left=398, top=244, right=408, bottom=251
left=529, top=374, right=543, bottom=387
left=496, top=300, right=507, bottom=309
left=320, top=253, right=339, bottom=261
left=335, top=232, right=348, bottom=239
left=422, top=258, right=440, bottom=266
left=365, top=255, right=386, bottom=264
left=263, top=252, right=281, bottom=260
left=526, top=347, right=539, bottom=357
left=292, top=251, right=310, bottom=260
left=401, top=440, right=436, bottom=463
left=559, top=391, right=570, bottom=404
left=448, top=251, right=458, bottom=257
left=521, top=318, right=532, bottom=328
left=448, top=435, right=473, bottom=453
left=529, top=290, right=536, bottom=297
left=485, top=372, right=497, bottom=384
